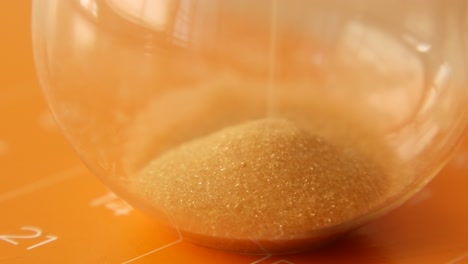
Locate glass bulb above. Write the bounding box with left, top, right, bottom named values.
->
left=32, top=0, right=468, bottom=254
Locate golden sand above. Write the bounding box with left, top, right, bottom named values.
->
left=133, top=118, right=392, bottom=248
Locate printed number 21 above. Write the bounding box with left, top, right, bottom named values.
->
left=0, top=226, right=58, bottom=250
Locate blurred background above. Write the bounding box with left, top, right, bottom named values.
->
left=1, top=2, right=35, bottom=90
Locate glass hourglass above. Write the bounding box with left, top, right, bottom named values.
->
left=32, top=0, right=467, bottom=254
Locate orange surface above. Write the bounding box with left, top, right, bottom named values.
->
left=1, top=2, right=468, bottom=264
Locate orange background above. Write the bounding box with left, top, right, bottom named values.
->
left=1, top=2, right=468, bottom=263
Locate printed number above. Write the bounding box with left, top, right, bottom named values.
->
left=0, top=226, right=57, bottom=250
left=91, top=192, right=133, bottom=216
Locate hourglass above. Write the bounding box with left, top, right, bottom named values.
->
left=32, top=0, right=467, bottom=254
